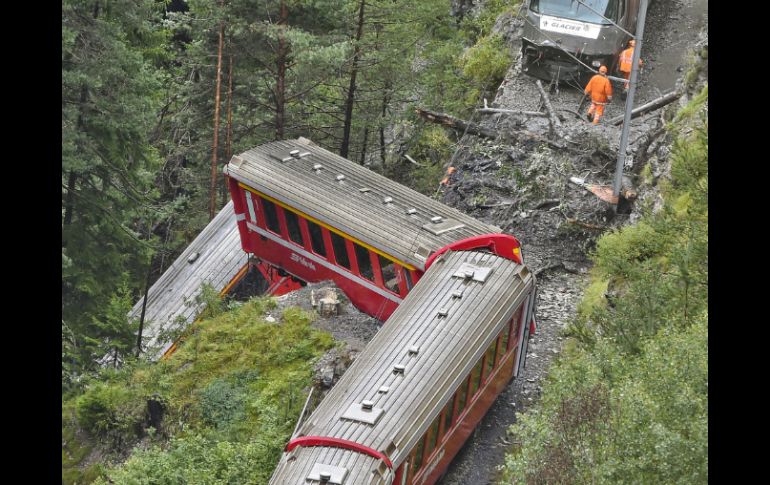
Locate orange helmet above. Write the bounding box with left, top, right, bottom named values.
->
left=629, top=39, right=636, bottom=47
left=599, top=65, right=608, bottom=74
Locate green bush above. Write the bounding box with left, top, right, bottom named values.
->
left=94, top=433, right=286, bottom=485
left=503, top=316, right=708, bottom=484
left=460, top=0, right=521, bottom=42
left=197, top=376, right=249, bottom=431
left=75, top=383, right=145, bottom=439
left=460, top=33, right=511, bottom=89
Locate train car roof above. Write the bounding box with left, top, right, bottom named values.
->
left=224, top=138, right=502, bottom=270
left=269, top=250, right=534, bottom=484
left=127, top=200, right=247, bottom=360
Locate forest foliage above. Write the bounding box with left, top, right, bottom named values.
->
left=62, top=0, right=521, bottom=390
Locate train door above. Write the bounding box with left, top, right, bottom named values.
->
left=515, top=288, right=538, bottom=376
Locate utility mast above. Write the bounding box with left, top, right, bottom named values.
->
left=612, top=0, right=649, bottom=206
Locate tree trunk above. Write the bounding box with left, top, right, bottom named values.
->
left=379, top=80, right=391, bottom=167
left=359, top=126, right=369, bottom=165
left=415, top=108, right=498, bottom=139
left=136, top=256, right=153, bottom=357
left=64, top=1, right=100, bottom=230
left=340, top=0, right=366, bottom=158
left=535, top=80, right=563, bottom=137
left=209, top=1, right=225, bottom=220
left=226, top=54, right=233, bottom=160
left=63, top=170, right=78, bottom=228
left=608, top=90, right=682, bottom=125
left=275, top=0, right=289, bottom=141
left=222, top=52, right=234, bottom=206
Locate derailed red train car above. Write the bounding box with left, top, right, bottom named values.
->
left=270, top=249, right=536, bottom=484
left=224, top=137, right=526, bottom=322
left=224, top=138, right=538, bottom=484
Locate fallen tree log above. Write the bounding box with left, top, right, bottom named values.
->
left=415, top=108, right=497, bottom=139
left=417, top=107, right=581, bottom=152
left=609, top=90, right=683, bottom=126
left=535, top=262, right=564, bottom=277
left=478, top=107, right=548, bottom=117
left=535, top=80, right=563, bottom=137
left=565, top=217, right=606, bottom=230
left=403, top=154, right=425, bottom=166
left=534, top=199, right=561, bottom=210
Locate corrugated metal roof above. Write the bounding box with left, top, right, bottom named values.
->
left=225, top=138, right=502, bottom=270
left=269, top=251, right=534, bottom=482
left=129, top=200, right=248, bottom=360
left=272, top=448, right=389, bottom=485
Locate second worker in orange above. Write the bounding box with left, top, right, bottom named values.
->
left=584, top=65, right=613, bottom=125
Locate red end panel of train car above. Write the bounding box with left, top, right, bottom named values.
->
left=227, top=169, right=254, bottom=255
left=424, top=233, right=523, bottom=271
left=226, top=171, right=404, bottom=321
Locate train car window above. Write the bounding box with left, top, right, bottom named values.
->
left=469, top=359, right=483, bottom=398
left=306, top=220, right=327, bottom=257
left=411, top=433, right=426, bottom=476
left=443, top=394, right=455, bottom=436
left=330, top=232, right=351, bottom=269
left=395, top=266, right=408, bottom=296
left=511, top=309, right=523, bottom=347
left=494, top=334, right=504, bottom=367
left=501, top=319, right=511, bottom=353
left=484, top=340, right=497, bottom=381
left=261, top=198, right=281, bottom=234
left=354, top=244, right=375, bottom=281
left=403, top=269, right=414, bottom=290
left=284, top=209, right=304, bottom=245
left=426, top=416, right=441, bottom=457
left=507, top=312, right=519, bottom=351
left=455, top=376, right=469, bottom=419
left=378, top=255, right=399, bottom=293
left=530, top=0, right=619, bottom=24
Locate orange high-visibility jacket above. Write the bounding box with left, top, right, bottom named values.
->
left=584, top=74, right=613, bottom=104
left=619, top=47, right=643, bottom=73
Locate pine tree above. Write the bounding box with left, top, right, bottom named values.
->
left=62, top=0, right=167, bottom=377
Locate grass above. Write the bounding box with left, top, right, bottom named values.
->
left=63, top=296, right=336, bottom=484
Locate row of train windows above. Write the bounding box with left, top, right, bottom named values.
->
left=251, top=193, right=414, bottom=295
left=406, top=308, right=524, bottom=482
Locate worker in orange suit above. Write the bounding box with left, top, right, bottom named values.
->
left=618, top=39, right=643, bottom=97
left=440, top=166, right=456, bottom=186
left=584, top=65, right=613, bottom=125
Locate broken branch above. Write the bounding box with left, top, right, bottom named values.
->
left=535, top=80, right=563, bottom=137
left=415, top=108, right=497, bottom=139
left=609, top=90, right=683, bottom=125
left=565, top=217, right=606, bottom=230
left=478, top=107, right=548, bottom=117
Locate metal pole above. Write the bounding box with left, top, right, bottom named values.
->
left=613, top=0, right=649, bottom=202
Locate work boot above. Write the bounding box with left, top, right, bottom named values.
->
left=586, top=113, right=593, bottom=122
